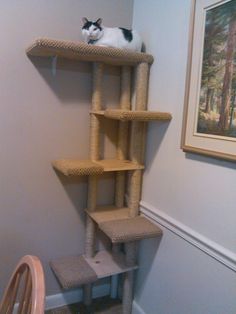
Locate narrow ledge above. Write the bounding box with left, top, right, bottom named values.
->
left=52, top=159, right=144, bottom=176
left=91, top=109, right=172, bottom=121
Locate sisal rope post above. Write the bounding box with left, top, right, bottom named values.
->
left=86, top=62, right=103, bottom=256
left=122, top=63, right=149, bottom=314
left=110, top=243, right=121, bottom=299
left=83, top=283, right=93, bottom=308
left=129, top=62, right=149, bottom=217
left=115, top=66, right=131, bottom=208
left=84, top=62, right=104, bottom=306
left=111, top=66, right=131, bottom=299
left=122, top=241, right=137, bottom=314
left=90, top=62, right=104, bottom=160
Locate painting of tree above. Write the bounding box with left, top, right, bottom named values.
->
left=197, top=0, right=236, bottom=139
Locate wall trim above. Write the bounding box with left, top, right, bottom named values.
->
left=45, top=283, right=110, bottom=310
left=140, top=201, right=236, bottom=272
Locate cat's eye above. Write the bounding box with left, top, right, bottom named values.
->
left=94, top=27, right=98, bottom=30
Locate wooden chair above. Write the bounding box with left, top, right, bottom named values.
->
left=0, top=255, right=45, bottom=314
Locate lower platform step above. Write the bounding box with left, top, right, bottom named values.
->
left=50, top=255, right=97, bottom=289
left=50, top=251, right=137, bottom=290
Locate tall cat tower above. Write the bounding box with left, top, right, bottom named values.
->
left=26, top=38, right=172, bottom=314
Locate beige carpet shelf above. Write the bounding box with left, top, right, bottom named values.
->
left=50, top=255, right=97, bottom=289
left=52, top=158, right=144, bottom=176
left=86, top=205, right=130, bottom=224
left=52, top=159, right=104, bottom=176
left=99, top=216, right=162, bottom=244
left=26, top=38, right=154, bottom=66
left=92, top=109, right=172, bottom=121
left=50, top=251, right=137, bottom=290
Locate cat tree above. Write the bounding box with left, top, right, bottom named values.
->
left=26, top=38, right=172, bottom=314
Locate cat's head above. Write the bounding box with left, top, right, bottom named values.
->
left=82, top=18, right=103, bottom=42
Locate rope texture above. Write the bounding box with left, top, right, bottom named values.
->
left=52, top=159, right=103, bottom=176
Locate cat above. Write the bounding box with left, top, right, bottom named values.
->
left=81, top=18, right=142, bottom=52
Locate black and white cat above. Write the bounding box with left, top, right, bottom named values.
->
left=82, top=18, right=142, bottom=52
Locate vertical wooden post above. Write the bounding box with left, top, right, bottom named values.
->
left=129, top=62, right=149, bottom=217
left=115, top=66, right=131, bottom=208
left=122, top=62, right=149, bottom=314
left=122, top=241, right=137, bottom=314
left=84, top=62, right=104, bottom=306
left=111, top=66, right=132, bottom=299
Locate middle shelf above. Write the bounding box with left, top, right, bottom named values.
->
left=86, top=205, right=163, bottom=243
left=52, top=158, right=144, bottom=176
left=86, top=205, right=130, bottom=224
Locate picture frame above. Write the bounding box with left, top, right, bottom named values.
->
left=181, top=0, right=236, bottom=162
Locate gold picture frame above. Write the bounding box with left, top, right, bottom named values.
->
left=182, top=0, right=236, bottom=162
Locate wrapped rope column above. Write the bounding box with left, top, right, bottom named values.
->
left=111, top=66, right=132, bottom=299
left=115, top=66, right=131, bottom=208
left=129, top=62, right=149, bottom=217
left=84, top=62, right=104, bottom=306
left=123, top=62, right=149, bottom=314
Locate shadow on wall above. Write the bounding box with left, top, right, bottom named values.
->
left=135, top=236, right=162, bottom=295
left=27, top=55, right=121, bottom=155
left=27, top=56, right=92, bottom=103
left=54, top=170, right=87, bottom=220
left=185, top=152, right=236, bottom=170
left=27, top=56, right=121, bottom=106
left=100, top=116, right=119, bottom=155
left=145, top=121, right=172, bottom=168
left=53, top=170, right=115, bottom=252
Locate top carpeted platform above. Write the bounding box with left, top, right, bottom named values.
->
left=26, top=38, right=154, bottom=66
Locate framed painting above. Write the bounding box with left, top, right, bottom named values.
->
left=182, top=0, right=236, bottom=161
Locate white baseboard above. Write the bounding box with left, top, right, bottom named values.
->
left=140, top=201, right=236, bottom=272
left=45, top=283, right=110, bottom=310
left=45, top=285, right=145, bottom=313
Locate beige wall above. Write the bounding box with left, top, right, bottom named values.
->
left=133, top=0, right=236, bottom=313
left=0, top=0, right=133, bottom=297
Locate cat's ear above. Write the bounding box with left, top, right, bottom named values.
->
left=82, top=17, right=88, bottom=24
left=95, top=18, right=102, bottom=26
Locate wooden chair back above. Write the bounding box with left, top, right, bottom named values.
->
left=0, top=255, right=45, bottom=314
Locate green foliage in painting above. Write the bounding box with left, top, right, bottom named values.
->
left=198, top=0, right=236, bottom=138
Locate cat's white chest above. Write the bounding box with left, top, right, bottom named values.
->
left=96, top=28, right=125, bottom=48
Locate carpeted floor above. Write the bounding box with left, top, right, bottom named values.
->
left=45, top=297, right=122, bottom=314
